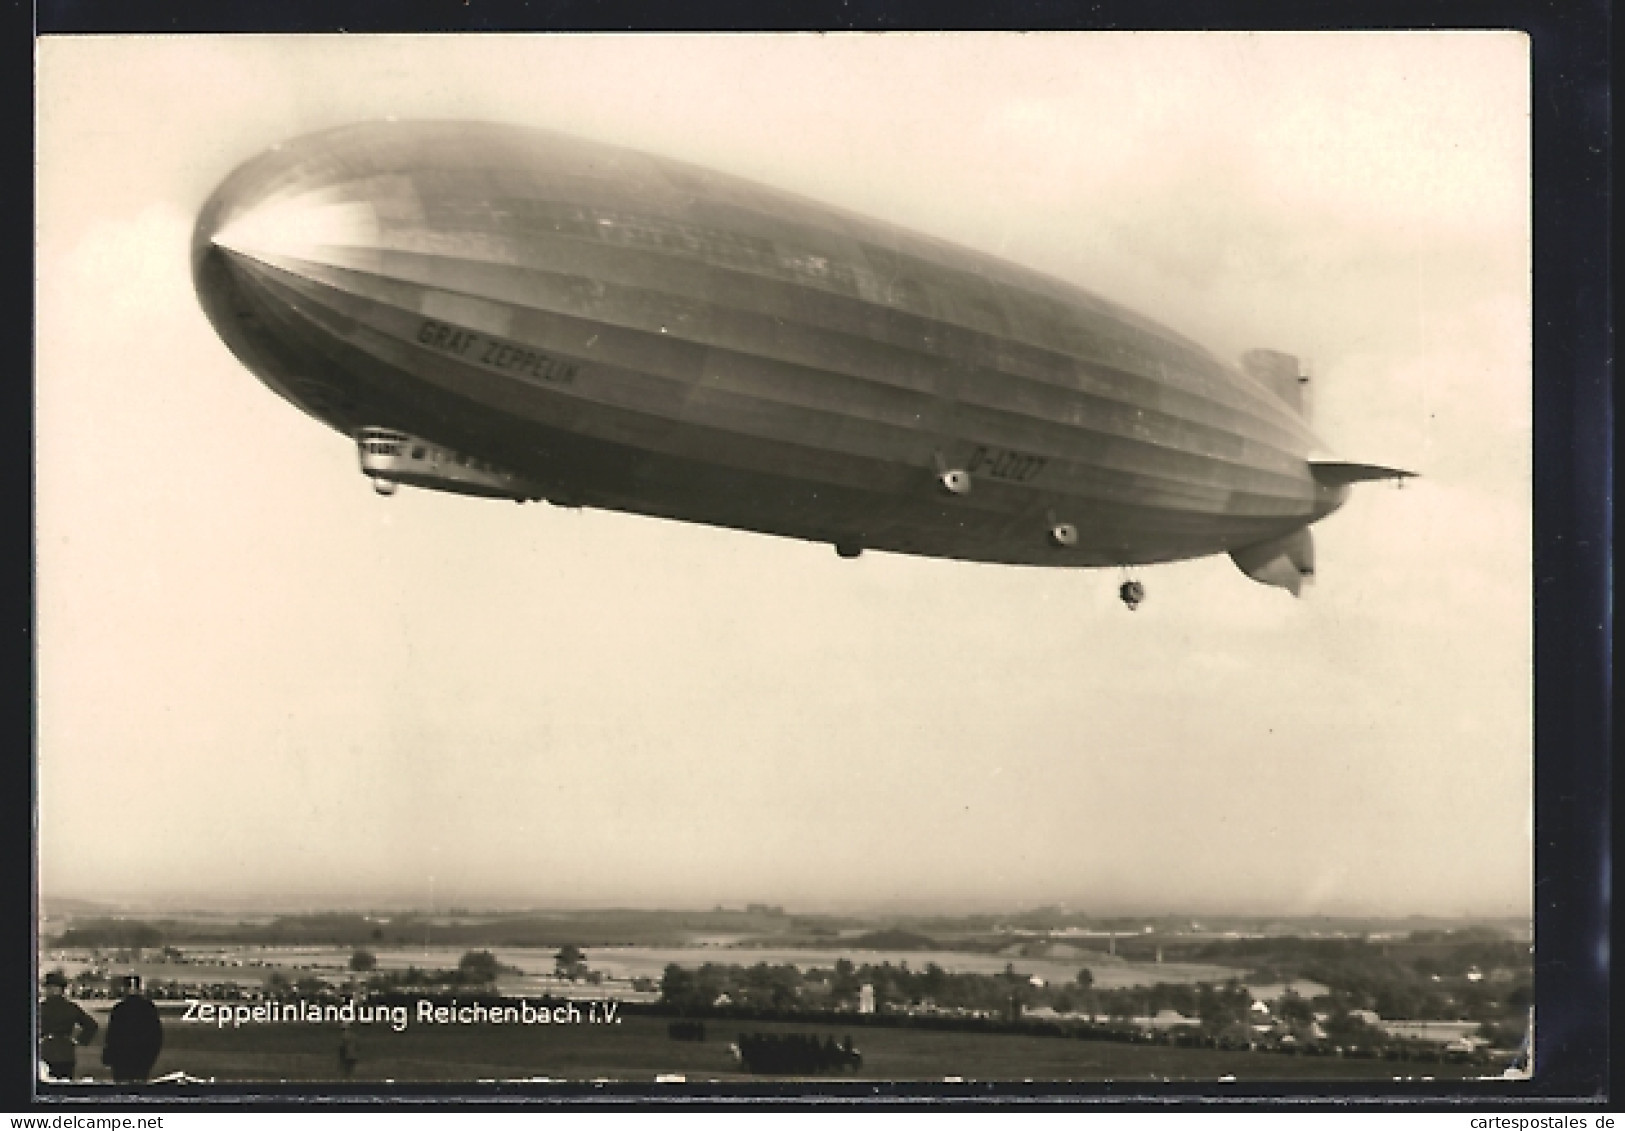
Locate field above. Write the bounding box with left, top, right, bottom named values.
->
left=48, top=1008, right=1494, bottom=1086
left=66, top=944, right=1242, bottom=993
left=580, top=947, right=1242, bottom=990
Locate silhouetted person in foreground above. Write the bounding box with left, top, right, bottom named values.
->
left=38, top=970, right=98, bottom=1082
left=102, top=976, right=163, bottom=1083
left=338, top=1023, right=360, bottom=1078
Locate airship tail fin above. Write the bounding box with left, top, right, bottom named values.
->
left=1240, top=349, right=1310, bottom=418
left=1308, top=460, right=1417, bottom=487
left=1231, top=527, right=1315, bottom=597
left=1233, top=461, right=1415, bottom=595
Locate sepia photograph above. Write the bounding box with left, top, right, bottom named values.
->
left=34, top=31, right=1537, bottom=1092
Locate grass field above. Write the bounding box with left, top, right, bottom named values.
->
left=47, top=1011, right=1494, bottom=1086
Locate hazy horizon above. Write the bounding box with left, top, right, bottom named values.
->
left=40, top=889, right=1529, bottom=923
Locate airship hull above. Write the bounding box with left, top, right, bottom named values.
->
left=193, top=121, right=1340, bottom=568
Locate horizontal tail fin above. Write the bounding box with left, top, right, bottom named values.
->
left=1309, top=460, right=1417, bottom=487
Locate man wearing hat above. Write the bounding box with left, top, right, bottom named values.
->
left=38, top=970, right=98, bottom=1082
left=102, top=975, right=164, bottom=1083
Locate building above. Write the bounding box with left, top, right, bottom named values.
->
left=1245, top=980, right=1330, bottom=1004
left=1377, top=1020, right=1487, bottom=1047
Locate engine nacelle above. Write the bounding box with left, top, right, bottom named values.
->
left=356, top=426, right=544, bottom=501
left=937, top=468, right=972, bottom=496
left=1049, top=522, right=1079, bottom=548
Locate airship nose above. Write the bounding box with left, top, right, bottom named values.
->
left=192, top=177, right=247, bottom=348
left=191, top=179, right=230, bottom=279
left=192, top=173, right=267, bottom=369
left=192, top=129, right=375, bottom=347
left=190, top=149, right=350, bottom=416
left=191, top=126, right=410, bottom=430
left=195, top=177, right=382, bottom=285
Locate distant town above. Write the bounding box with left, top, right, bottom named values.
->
left=38, top=901, right=1532, bottom=1081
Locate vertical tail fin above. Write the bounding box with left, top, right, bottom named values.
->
left=1231, top=527, right=1315, bottom=596
left=1240, top=349, right=1310, bottom=419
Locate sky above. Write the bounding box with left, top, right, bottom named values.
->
left=35, top=33, right=1531, bottom=917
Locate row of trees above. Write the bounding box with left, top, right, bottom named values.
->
left=1307, top=974, right=1531, bottom=1027
left=657, top=959, right=1528, bottom=1048
left=1189, top=932, right=1529, bottom=987
left=657, top=959, right=1220, bottom=1018
left=345, top=946, right=591, bottom=986
left=346, top=949, right=514, bottom=990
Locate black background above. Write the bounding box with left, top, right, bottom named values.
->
left=9, top=0, right=1611, bottom=1109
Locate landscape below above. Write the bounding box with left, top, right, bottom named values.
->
left=39, top=903, right=1532, bottom=1084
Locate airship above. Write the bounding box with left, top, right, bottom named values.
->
left=192, top=120, right=1411, bottom=607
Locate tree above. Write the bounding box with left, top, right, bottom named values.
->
left=1077, top=968, right=1095, bottom=989
left=1197, top=980, right=1250, bottom=1030
left=921, top=962, right=947, bottom=1000
left=555, top=944, right=587, bottom=979
left=349, top=949, right=377, bottom=973
left=660, top=964, right=696, bottom=1009
left=1276, top=990, right=1315, bottom=1025
left=1106, top=991, right=1136, bottom=1021
left=457, top=950, right=502, bottom=984
left=831, top=958, right=858, bottom=999
left=54, top=920, right=164, bottom=950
